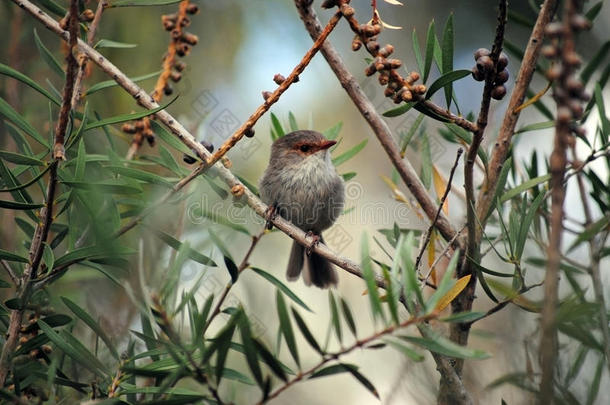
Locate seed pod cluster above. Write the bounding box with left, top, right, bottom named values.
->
left=125, top=1, right=199, bottom=153
left=542, top=13, right=590, bottom=121
left=471, top=48, right=510, bottom=100
left=338, top=5, right=425, bottom=103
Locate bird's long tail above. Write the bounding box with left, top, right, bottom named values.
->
left=286, top=236, right=337, bottom=288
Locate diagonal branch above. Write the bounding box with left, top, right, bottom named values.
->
left=205, top=10, right=343, bottom=167
left=294, top=0, right=460, bottom=246
left=475, top=0, right=558, bottom=225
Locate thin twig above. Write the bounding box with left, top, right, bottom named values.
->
left=294, top=0, right=460, bottom=246
left=71, top=0, right=106, bottom=108
left=476, top=0, right=558, bottom=225
left=0, top=0, right=80, bottom=386
left=415, top=148, right=463, bottom=272
left=202, top=229, right=265, bottom=336
left=451, top=0, right=508, bottom=381
left=205, top=10, right=343, bottom=167
left=0, top=260, right=18, bottom=286
left=540, top=0, right=581, bottom=401
left=52, top=0, right=79, bottom=160
left=257, top=313, right=436, bottom=405
left=572, top=149, right=610, bottom=376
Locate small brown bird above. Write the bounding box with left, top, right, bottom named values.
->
left=259, top=130, right=345, bottom=288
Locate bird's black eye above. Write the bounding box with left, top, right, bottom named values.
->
left=299, top=144, right=311, bottom=153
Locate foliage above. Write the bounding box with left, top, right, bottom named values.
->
left=0, top=1, right=609, bottom=404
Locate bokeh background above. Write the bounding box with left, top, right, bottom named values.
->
left=1, top=0, right=609, bottom=403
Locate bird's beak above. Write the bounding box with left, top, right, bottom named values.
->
left=318, top=139, right=337, bottom=151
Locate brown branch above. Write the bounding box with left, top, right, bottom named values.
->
left=71, top=0, right=107, bottom=109
left=0, top=0, right=82, bottom=386
left=204, top=10, right=343, bottom=167
left=415, top=148, right=463, bottom=272
left=257, top=313, right=436, bottom=405
left=448, top=0, right=508, bottom=385
left=540, top=0, right=583, bottom=401
left=475, top=0, right=558, bottom=224
left=294, top=0, right=460, bottom=246
left=1, top=260, right=18, bottom=286
left=52, top=0, right=79, bottom=160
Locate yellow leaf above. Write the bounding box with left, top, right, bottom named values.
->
left=434, top=275, right=471, bottom=312
left=432, top=164, right=449, bottom=215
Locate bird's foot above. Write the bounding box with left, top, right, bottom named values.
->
left=305, top=231, right=320, bottom=256
left=265, top=204, right=278, bottom=230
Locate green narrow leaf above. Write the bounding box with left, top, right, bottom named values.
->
left=238, top=310, right=264, bottom=386
left=361, top=233, right=386, bottom=324
left=0, top=248, right=28, bottom=263
left=328, top=292, right=343, bottom=343
left=400, top=233, right=424, bottom=306
left=514, top=121, right=555, bottom=134
left=42, top=243, right=54, bottom=273
left=0, top=63, right=60, bottom=105
left=400, top=113, right=425, bottom=153
left=86, top=70, right=162, bottom=95
left=400, top=334, right=490, bottom=359
left=423, top=20, right=436, bottom=83
left=288, top=112, right=299, bottom=131
left=382, top=338, right=425, bottom=362
left=0, top=200, right=44, bottom=210
left=291, top=307, right=323, bottom=354
left=150, top=119, right=193, bottom=155
left=340, top=297, right=357, bottom=339
left=223, top=255, right=239, bottom=283
left=567, top=215, right=610, bottom=253
left=270, top=113, right=285, bottom=138
left=332, top=139, right=368, bottom=166
left=33, top=28, right=64, bottom=77
left=585, top=2, right=603, bottom=21
left=345, top=366, right=379, bottom=399
left=251, top=267, right=311, bottom=312
left=500, top=174, right=551, bottom=203
left=61, top=180, right=142, bottom=195
left=381, top=266, right=399, bottom=325
left=441, top=14, right=454, bottom=108
left=0, top=164, right=52, bottom=194
left=310, top=363, right=354, bottom=378
left=75, top=139, right=86, bottom=180
left=581, top=41, right=610, bottom=86
left=425, top=69, right=470, bottom=100
left=94, top=39, right=138, bottom=49
left=323, top=122, right=343, bottom=140
left=594, top=83, right=610, bottom=144
left=515, top=192, right=546, bottom=260
left=276, top=291, right=300, bottom=367
left=0, top=97, right=49, bottom=148
left=212, top=315, right=238, bottom=383
left=383, top=102, right=414, bottom=117
left=106, top=166, right=175, bottom=187
left=440, top=311, right=486, bottom=323
left=35, top=0, right=66, bottom=17
left=38, top=320, right=108, bottom=376
left=253, top=338, right=288, bottom=382
left=412, top=29, right=424, bottom=75
left=84, top=97, right=177, bottom=131
left=585, top=356, right=603, bottom=405
left=420, top=133, right=432, bottom=189
left=61, top=297, right=119, bottom=359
